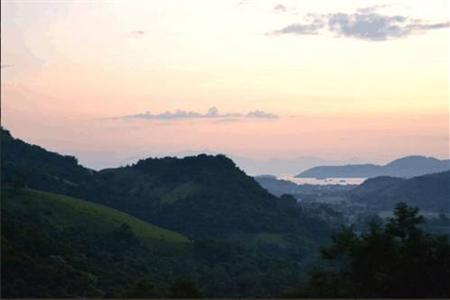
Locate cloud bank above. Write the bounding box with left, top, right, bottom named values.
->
left=129, top=30, right=146, bottom=38
left=274, top=4, right=287, bottom=13
left=270, top=7, right=450, bottom=41
left=120, top=107, right=278, bottom=121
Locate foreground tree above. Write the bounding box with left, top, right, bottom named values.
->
left=168, top=278, right=203, bottom=298
left=291, top=203, right=450, bottom=298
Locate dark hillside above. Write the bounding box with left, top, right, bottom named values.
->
left=2, top=128, right=331, bottom=241
left=1, top=128, right=92, bottom=194
left=80, top=155, right=322, bottom=239
left=351, top=171, right=450, bottom=211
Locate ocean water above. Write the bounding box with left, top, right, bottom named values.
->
left=279, top=175, right=366, bottom=185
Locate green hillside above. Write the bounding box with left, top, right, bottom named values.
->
left=1, top=187, right=192, bottom=297
left=3, top=188, right=189, bottom=245
left=1, top=187, right=313, bottom=297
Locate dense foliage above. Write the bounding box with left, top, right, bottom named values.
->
left=1, top=188, right=310, bottom=298
left=287, top=203, right=450, bottom=298
left=1, top=188, right=188, bottom=297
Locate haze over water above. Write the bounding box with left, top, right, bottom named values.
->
left=279, top=176, right=366, bottom=186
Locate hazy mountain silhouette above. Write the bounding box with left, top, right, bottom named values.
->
left=296, top=156, right=450, bottom=179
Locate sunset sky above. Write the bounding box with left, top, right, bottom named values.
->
left=1, top=0, right=449, bottom=173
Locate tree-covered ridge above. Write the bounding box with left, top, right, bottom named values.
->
left=79, top=155, right=329, bottom=240
left=1, top=127, right=332, bottom=242
left=351, top=171, right=450, bottom=211
left=1, top=128, right=93, bottom=194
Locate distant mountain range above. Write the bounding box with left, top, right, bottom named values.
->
left=351, top=171, right=450, bottom=212
left=230, top=156, right=343, bottom=176
left=295, top=156, right=450, bottom=179
left=254, top=175, right=355, bottom=198
left=254, top=175, right=301, bottom=197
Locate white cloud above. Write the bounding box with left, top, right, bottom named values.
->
left=119, top=107, right=278, bottom=121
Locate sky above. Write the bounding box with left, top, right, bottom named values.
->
left=1, top=0, right=449, bottom=174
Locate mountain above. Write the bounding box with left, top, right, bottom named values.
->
left=1, top=128, right=93, bottom=194
left=296, top=156, right=450, bottom=179
left=78, top=155, right=321, bottom=239
left=1, top=128, right=333, bottom=297
left=254, top=175, right=300, bottom=196
left=254, top=175, right=355, bottom=199
left=230, top=155, right=341, bottom=176
left=1, top=128, right=330, bottom=241
left=383, top=156, right=450, bottom=177
left=350, top=171, right=450, bottom=212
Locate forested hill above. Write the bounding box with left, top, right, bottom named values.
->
left=1, top=128, right=93, bottom=194
left=1, top=127, right=334, bottom=297
left=1, top=127, right=331, bottom=240
left=351, top=171, right=450, bottom=211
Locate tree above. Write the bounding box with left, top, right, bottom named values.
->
left=125, top=279, right=162, bottom=298
left=385, top=202, right=424, bottom=239
left=295, top=203, right=450, bottom=298
left=168, top=278, right=202, bottom=298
